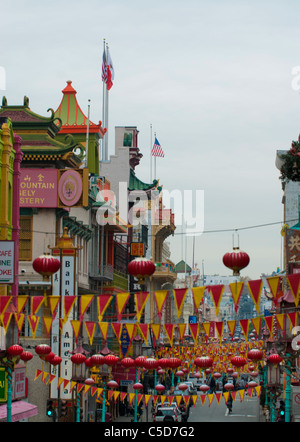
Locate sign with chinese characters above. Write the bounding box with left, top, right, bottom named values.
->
left=0, top=241, right=14, bottom=284
left=286, top=228, right=300, bottom=264
left=130, top=242, right=145, bottom=257
left=20, top=168, right=58, bottom=208
left=0, top=368, right=7, bottom=402
left=12, top=365, right=26, bottom=400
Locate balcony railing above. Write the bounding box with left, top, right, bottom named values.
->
left=90, top=264, right=114, bottom=281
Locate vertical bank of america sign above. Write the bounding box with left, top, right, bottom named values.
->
left=19, top=168, right=88, bottom=208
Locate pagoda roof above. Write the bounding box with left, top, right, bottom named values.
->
left=0, top=96, right=83, bottom=166
left=128, top=168, right=161, bottom=192
left=54, top=81, right=105, bottom=137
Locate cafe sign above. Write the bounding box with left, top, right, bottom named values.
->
left=0, top=241, right=14, bottom=284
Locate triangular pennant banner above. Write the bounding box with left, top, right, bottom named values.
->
left=164, top=324, right=175, bottom=346
left=111, top=323, right=122, bottom=342
left=98, top=322, right=109, bottom=343
left=63, top=296, right=77, bottom=322
left=229, top=281, right=244, bottom=313
left=14, top=313, right=25, bottom=333
left=0, top=296, right=12, bottom=316
left=275, top=313, right=285, bottom=331
left=31, top=296, right=44, bottom=316
left=134, top=291, right=149, bottom=322
left=85, top=321, right=96, bottom=345
left=154, top=290, right=168, bottom=319
left=264, top=316, right=274, bottom=338
left=48, top=296, right=60, bottom=318
left=17, top=295, right=29, bottom=314
left=251, top=317, right=262, bottom=336
left=71, top=320, right=82, bottom=342
left=215, top=321, right=224, bottom=342
left=150, top=324, right=161, bottom=342
left=192, top=286, right=206, bottom=311
left=79, top=295, right=94, bottom=321
left=287, top=273, right=300, bottom=306
left=208, top=285, right=224, bottom=316
left=177, top=323, right=186, bottom=341
left=116, top=292, right=130, bottom=321
left=43, top=316, right=53, bottom=337
left=266, top=276, right=282, bottom=304
left=1, top=312, right=12, bottom=333
left=227, top=320, right=236, bottom=339
left=189, top=323, right=199, bottom=341
left=28, top=315, right=40, bottom=339
left=97, top=294, right=113, bottom=321
left=173, top=288, right=188, bottom=318
left=138, top=323, right=149, bottom=345
left=125, top=323, right=136, bottom=342
left=239, top=319, right=249, bottom=340
left=247, top=280, right=263, bottom=313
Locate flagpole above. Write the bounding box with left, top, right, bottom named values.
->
left=150, top=124, right=152, bottom=182
left=104, top=43, right=109, bottom=161
left=102, top=38, right=106, bottom=161
left=85, top=99, right=91, bottom=168
left=154, top=132, right=156, bottom=179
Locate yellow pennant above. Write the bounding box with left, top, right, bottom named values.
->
left=79, top=294, right=94, bottom=320
left=154, top=290, right=168, bottom=319
left=116, top=292, right=130, bottom=321
left=192, top=286, right=206, bottom=310
left=229, top=281, right=244, bottom=312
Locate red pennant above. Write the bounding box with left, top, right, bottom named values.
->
left=0, top=296, right=12, bottom=315
left=208, top=285, right=224, bottom=315
left=287, top=273, right=300, bottom=306
left=247, top=280, right=263, bottom=313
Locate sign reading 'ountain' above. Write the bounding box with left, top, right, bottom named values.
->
left=20, top=168, right=58, bottom=207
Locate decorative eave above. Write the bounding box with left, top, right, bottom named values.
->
left=54, top=81, right=106, bottom=137
left=0, top=96, right=62, bottom=138
left=128, top=168, right=161, bottom=194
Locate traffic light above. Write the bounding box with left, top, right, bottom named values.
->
left=279, top=400, right=285, bottom=422
left=46, top=400, right=55, bottom=418
left=60, top=399, right=68, bottom=417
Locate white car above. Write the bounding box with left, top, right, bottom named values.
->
left=153, top=405, right=182, bottom=422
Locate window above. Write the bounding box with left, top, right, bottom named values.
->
left=19, top=216, right=32, bottom=261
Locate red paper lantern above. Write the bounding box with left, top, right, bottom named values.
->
left=231, top=356, right=246, bottom=368
left=45, top=352, right=55, bottom=363
left=168, top=357, right=181, bottom=369
left=20, top=351, right=33, bottom=362
left=90, top=354, right=105, bottom=366
left=7, top=344, right=23, bottom=356
left=35, top=344, right=51, bottom=356
left=194, top=371, right=201, bottom=379
left=143, top=358, right=159, bottom=370
left=50, top=355, right=62, bottom=366
left=155, top=383, right=165, bottom=392
left=104, top=354, right=119, bottom=366
left=268, top=354, right=283, bottom=364
left=32, top=254, right=61, bottom=281
left=121, top=357, right=135, bottom=369
left=133, top=382, right=143, bottom=390
left=200, top=384, right=209, bottom=393
left=224, top=382, right=234, bottom=391
left=85, top=378, right=95, bottom=385
left=158, top=358, right=170, bottom=368
left=178, top=383, right=188, bottom=391
left=176, top=370, right=184, bottom=377
left=248, top=381, right=258, bottom=388
left=194, top=356, right=214, bottom=369
left=85, top=357, right=94, bottom=368
left=134, top=356, right=146, bottom=367
left=71, top=353, right=86, bottom=365
left=247, top=349, right=263, bottom=361
left=223, top=247, right=250, bottom=276
left=107, top=380, right=118, bottom=389
left=213, top=372, right=221, bottom=379
left=127, top=258, right=155, bottom=284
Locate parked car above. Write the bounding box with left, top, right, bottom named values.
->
left=153, top=405, right=182, bottom=422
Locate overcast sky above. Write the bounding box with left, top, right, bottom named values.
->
left=2, top=0, right=300, bottom=279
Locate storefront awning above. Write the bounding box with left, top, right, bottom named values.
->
left=0, top=401, right=38, bottom=422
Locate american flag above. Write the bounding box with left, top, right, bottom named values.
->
left=152, top=137, right=164, bottom=157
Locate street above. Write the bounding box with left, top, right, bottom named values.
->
left=188, top=393, right=261, bottom=422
